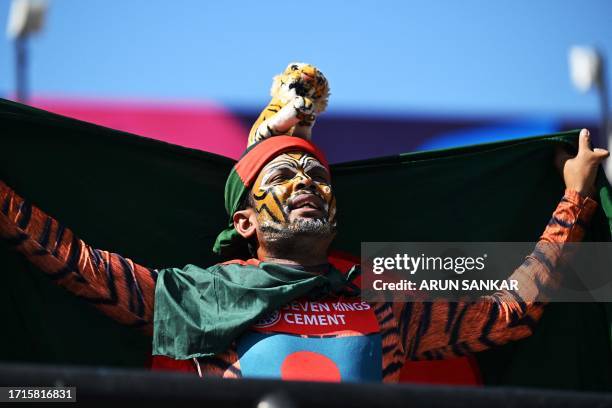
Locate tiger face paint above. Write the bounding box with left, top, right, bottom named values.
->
left=251, top=151, right=336, bottom=231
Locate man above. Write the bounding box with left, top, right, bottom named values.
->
left=0, top=129, right=608, bottom=382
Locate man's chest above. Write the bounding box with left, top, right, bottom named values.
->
left=234, top=298, right=383, bottom=382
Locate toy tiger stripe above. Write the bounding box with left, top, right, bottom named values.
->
left=0, top=179, right=597, bottom=382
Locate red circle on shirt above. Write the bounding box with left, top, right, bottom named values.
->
left=280, top=351, right=341, bottom=382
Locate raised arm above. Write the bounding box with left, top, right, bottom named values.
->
left=0, top=180, right=157, bottom=335
left=397, top=129, right=609, bottom=360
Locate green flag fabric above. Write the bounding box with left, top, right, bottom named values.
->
left=0, top=98, right=610, bottom=390
left=154, top=262, right=358, bottom=359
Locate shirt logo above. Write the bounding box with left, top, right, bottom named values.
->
left=253, top=298, right=379, bottom=336
left=253, top=310, right=282, bottom=328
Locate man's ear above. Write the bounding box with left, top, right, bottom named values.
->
left=233, top=208, right=257, bottom=239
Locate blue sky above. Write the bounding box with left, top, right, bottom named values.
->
left=0, top=0, right=611, bottom=117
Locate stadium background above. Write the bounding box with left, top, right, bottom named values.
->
left=0, top=0, right=611, bottom=399
left=0, top=0, right=611, bottom=160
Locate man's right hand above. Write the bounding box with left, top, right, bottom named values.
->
left=556, top=128, right=609, bottom=197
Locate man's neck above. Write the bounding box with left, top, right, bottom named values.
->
left=260, top=255, right=329, bottom=267
left=256, top=234, right=333, bottom=267
left=257, top=243, right=330, bottom=267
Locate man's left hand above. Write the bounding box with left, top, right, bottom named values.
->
left=556, top=128, right=609, bottom=197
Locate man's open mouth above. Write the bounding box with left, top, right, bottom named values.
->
left=288, top=194, right=325, bottom=211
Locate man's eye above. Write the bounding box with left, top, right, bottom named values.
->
left=308, top=171, right=329, bottom=183
left=269, top=174, right=290, bottom=183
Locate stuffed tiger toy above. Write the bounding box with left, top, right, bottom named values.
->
left=248, top=62, right=330, bottom=147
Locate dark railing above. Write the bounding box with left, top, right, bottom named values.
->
left=0, top=363, right=610, bottom=407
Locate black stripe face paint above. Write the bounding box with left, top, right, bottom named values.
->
left=251, top=151, right=336, bottom=229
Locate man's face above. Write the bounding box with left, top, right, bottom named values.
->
left=251, top=151, right=336, bottom=234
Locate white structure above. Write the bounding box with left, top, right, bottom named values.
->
left=7, top=0, right=47, bottom=39
left=6, top=0, right=48, bottom=102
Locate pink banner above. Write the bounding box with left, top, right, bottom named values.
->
left=31, top=96, right=248, bottom=159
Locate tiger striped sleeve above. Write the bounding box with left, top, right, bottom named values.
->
left=397, top=189, right=598, bottom=360
left=0, top=180, right=157, bottom=335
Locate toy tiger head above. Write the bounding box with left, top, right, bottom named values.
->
left=248, top=62, right=330, bottom=146
left=271, top=62, right=330, bottom=113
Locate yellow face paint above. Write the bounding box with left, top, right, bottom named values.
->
left=251, top=151, right=336, bottom=228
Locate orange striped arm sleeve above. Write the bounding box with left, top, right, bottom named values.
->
left=397, top=189, right=598, bottom=360
left=0, top=180, right=157, bottom=335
